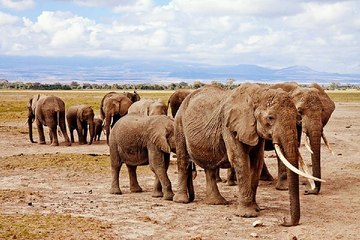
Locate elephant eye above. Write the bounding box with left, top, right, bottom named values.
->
left=266, top=115, right=275, bottom=125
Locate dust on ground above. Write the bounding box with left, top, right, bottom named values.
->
left=0, top=102, right=360, bottom=239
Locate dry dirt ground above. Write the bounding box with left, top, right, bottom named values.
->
left=1, top=102, right=360, bottom=239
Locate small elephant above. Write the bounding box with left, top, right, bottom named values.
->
left=128, top=99, right=168, bottom=116
left=66, top=105, right=95, bottom=145
left=168, top=89, right=192, bottom=117
left=93, top=118, right=103, bottom=141
left=27, top=94, right=71, bottom=146
left=174, top=83, right=323, bottom=226
left=100, top=92, right=137, bottom=144
left=109, top=114, right=176, bottom=201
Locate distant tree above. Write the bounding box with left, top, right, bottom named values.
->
left=192, top=80, right=205, bottom=89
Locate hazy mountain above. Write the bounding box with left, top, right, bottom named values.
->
left=0, top=56, right=359, bottom=85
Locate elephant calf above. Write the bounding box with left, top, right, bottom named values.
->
left=109, top=114, right=176, bottom=200
left=93, top=118, right=103, bottom=141
left=66, top=105, right=95, bottom=145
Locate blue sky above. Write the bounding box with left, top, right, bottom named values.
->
left=1, top=0, right=360, bottom=74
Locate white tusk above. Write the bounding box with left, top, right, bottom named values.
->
left=322, top=132, right=334, bottom=156
left=305, top=135, right=314, bottom=154
left=274, top=144, right=325, bottom=182
left=298, top=154, right=316, bottom=190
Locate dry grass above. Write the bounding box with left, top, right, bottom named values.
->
left=0, top=153, right=110, bottom=174
left=0, top=214, right=114, bottom=240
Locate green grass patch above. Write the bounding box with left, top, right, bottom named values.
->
left=0, top=214, right=114, bottom=240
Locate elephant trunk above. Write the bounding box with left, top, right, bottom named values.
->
left=308, top=129, right=322, bottom=194
left=274, top=126, right=300, bottom=226
left=88, top=120, right=95, bottom=145
left=28, top=117, right=36, bottom=143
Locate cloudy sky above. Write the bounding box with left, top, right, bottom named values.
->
left=0, top=0, right=359, bottom=73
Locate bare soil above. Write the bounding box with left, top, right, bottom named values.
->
left=1, top=102, right=359, bottom=239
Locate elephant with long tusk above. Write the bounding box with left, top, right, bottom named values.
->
left=173, top=83, right=325, bottom=227
left=259, top=82, right=335, bottom=194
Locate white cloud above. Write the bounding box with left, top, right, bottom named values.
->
left=0, top=0, right=34, bottom=11
left=0, top=11, right=19, bottom=25
left=0, top=0, right=360, bottom=73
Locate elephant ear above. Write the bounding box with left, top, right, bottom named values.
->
left=148, top=119, right=171, bottom=153
left=77, top=107, right=84, bottom=121
left=224, top=89, right=259, bottom=146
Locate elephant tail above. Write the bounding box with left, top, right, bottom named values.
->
left=187, top=162, right=195, bottom=202
left=56, top=111, right=63, bottom=138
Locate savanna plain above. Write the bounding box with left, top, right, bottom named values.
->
left=0, top=89, right=359, bottom=240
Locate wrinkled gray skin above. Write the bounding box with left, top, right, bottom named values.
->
left=66, top=105, right=95, bottom=145
left=259, top=82, right=335, bottom=194
left=100, top=92, right=139, bottom=144
left=128, top=99, right=168, bottom=116
left=168, top=89, right=192, bottom=117
left=93, top=118, right=103, bottom=141
left=174, top=84, right=302, bottom=226
left=109, top=114, right=176, bottom=200
left=28, top=94, right=71, bottom=146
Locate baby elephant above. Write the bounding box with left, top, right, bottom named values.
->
left=109, top=114, right=176, bottom=200
left=66, top=105, right=95, bottom=145
left=93, top=118, right=103, bottom=141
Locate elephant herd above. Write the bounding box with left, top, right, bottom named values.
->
left=26, top=82, right=335, bottom=227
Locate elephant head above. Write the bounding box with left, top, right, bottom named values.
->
left=290, top=84, right=335, bottom=194
left=147, top=116, right=176, bottom=154
left=27, top=94, right=42, bottom=143
left=224, top=84, right=323, bottom=226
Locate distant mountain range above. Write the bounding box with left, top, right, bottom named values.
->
left=0, top=56, right=359, bottom=85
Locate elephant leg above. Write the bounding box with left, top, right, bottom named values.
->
left=149, top=151, right=173, bottom=200
left=276, top=157, right=288, bottom=191
left=37, top=122, right=46, bottom=144
left=173, top=132, right=192, bottom=204
left=226, top=167, right=237, bottom=186
left=249, top=145, right=264, bottom=210
left=50, top=126, right=59, bottom=146
left=110, top=147, right=122, bottom=195
left=126, top=165, right=143, bottom=193
left=204, top=168, right=227, bottom=205
left=83, top=123, right=88, bottom=144
left=59, top=122, right=71, bottom=146
left=69, top=128, right=75, bottom=143
left=215, top=168, right=223, bottom=182
left=152, top=175, right=163, bottom=198
left=105, top=116, right=111, bottom=144
left=260, top=162, right=274, bottom=181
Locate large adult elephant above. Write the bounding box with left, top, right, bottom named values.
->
left=128, top=99, right=168, bottom=116
left=173, top=83, right=324, bottom=226
left=100, top=92, right=137, bottom=144
left=28, top=94, right=71, bottom=146
left=260, top=82, right=335, bottom=194
left=168, top=89, right=192, bottom=117
left=66, top=105, right=95, bottom=145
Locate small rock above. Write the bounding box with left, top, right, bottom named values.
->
left=27, top=202, right=32, bottom=206
left=252, top=220, right=264, bottom=227
left=250, top=232, right=259, bottom=238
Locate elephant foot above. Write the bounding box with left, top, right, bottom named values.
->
left=260, top=172, right=274, bottom=181
left=163, top=191, right=174, bottom=201
left=64, top=141, right=71, bottom=146
left=216, top=176, right=223, bottom=183
left=204, top=194, right=227, bottom=205
left=152, top=190, right=163, bottom=198
left=110, top=187, right=122, bottom=195
left=237, top=203, right=260, bottom=218
left=304, top=188, right=319, bottom=195
left=275, top=180, right=288, bottom=191
left=51, top=142, right=59, bottom=146
left=173, top=192, right=190, bottom=203
left=226, top=180, right=236, bottom=186
left=39, top=141, right=46, bottom=145
left=130, top=186, right=143, bottom=193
